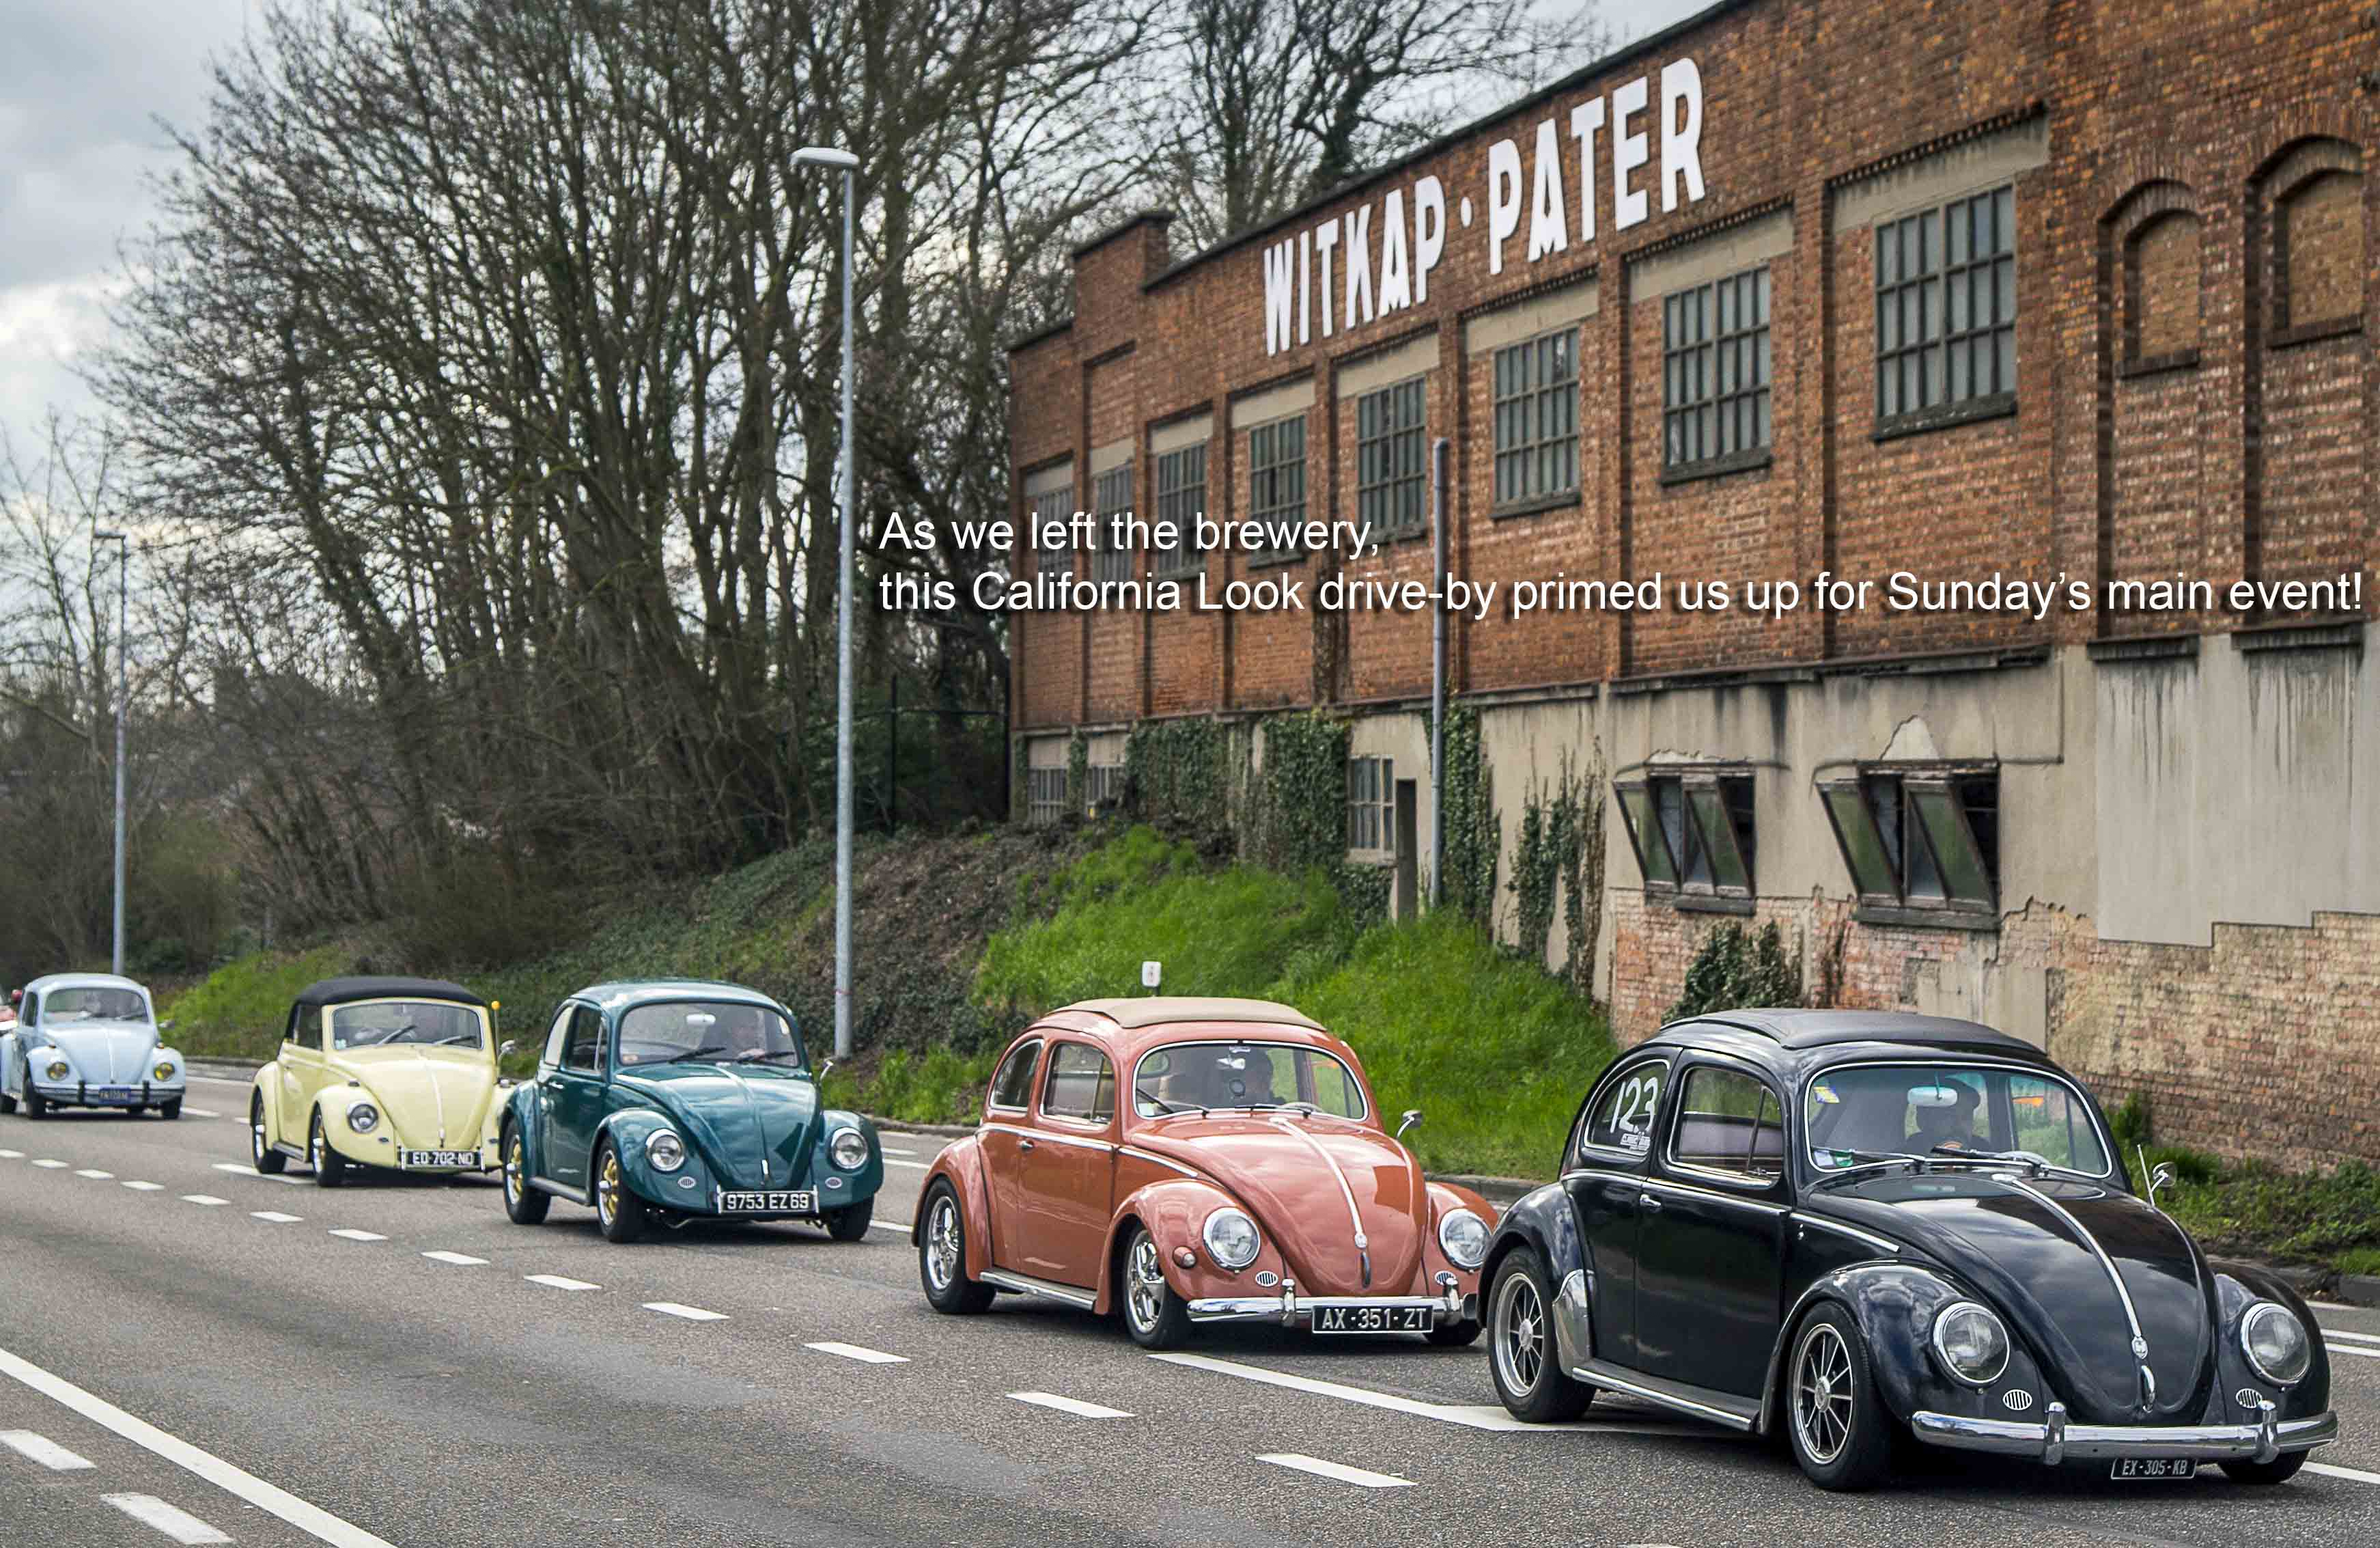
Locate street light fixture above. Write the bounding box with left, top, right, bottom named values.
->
left=94, top=528, right=130, bottom=976
left=794, top=143, right=860, bottom=1062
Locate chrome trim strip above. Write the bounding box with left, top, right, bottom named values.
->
left=1117, top=1144, right=1200, bottom=1178
left=1800, top=1058, right=2118, bottom=1182
left=1270, top=1115, right=1371, bottom=1264
left=982, top=1122, right=1114, bottom=1154
left=1569, top=1359, right=1758, bottom=1430
left=980, top=1269, right=1100, bottom=1309
left=1909, top=1407, right=2337, bottom=1462
left=1790, top=1212, right=1901, bottom=1255
left=1129, top=1040, right=1371, bottom=1123
left=1992, top=1174, right=2155, bottom=1408
left=1560, top=1167, right=1790, bottom=1217
left=528, top=1178, right=591, bottom=1204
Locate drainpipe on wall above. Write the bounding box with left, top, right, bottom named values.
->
left=1429, top=435, right=1450, bottom=909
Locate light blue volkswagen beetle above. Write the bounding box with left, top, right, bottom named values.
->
left=1, top=973, right=187, bottom=1119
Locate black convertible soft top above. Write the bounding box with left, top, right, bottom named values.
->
left=292, top=976, right=487, bottom=1010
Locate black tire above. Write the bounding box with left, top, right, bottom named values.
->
left=2220, top=1452, right=2308, bottom=1487
left=128, top=1105, right=148, bottom=1117
left=158, top=1098, right=182, bottom=1120
left=1, top=1089, right=16, bottom=1114
left=501, top=1122, right=549, bottom=1225
left=824, top=1195, right=873, bottom=1242
left=23, top=1086, right=46, bottom=1120
left=251, top=1094, right=286, bottom=1173
left=1487, top=1249, right=1593, bottom=1422
left=309, top=1111, right=348, bottom=1188
left=917, top=1182, right=994, bottom=1314
left=1426, top=1318, right=1483, bottom=1349
left=1117, top=1224, right=1192, bottom=1351
left=1784, top=1303, right=1895, bottom=1491
left=593, top=1138, right=647, bottom=1243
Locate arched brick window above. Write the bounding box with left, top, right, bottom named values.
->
left=2125, top=209, right=2201, bottom=367
left=2260, top=140, right=2364, bottom=342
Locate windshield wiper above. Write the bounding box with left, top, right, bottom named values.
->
left=733, top=1049, right=804, bottom=1063
left=1138, top=1096, right=1208, bottom=1117
left=1810, top=1148, right=1924, bottom=1180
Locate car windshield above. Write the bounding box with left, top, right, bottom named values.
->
left=329, top=1001, right=486, bottom=1051
left=617, top=1001, right=802, bottom=1068
left=40, top=986, right=148, bottom=1023
left=1804, top=1062, right=2112, bottom=1177
left=1132, top=1040, right=1367, bottom=1120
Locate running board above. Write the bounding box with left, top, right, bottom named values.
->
left=528, top=1178, right=591, bottom=1205
left=980, top=1269, right=1100, bottom=1310
left=270, top=1142, right=306, bottom=1160
left=1572, top=1359, right=1762, bottom=1432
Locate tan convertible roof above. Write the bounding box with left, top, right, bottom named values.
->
left=1066, top=996, right=1325, bottom=1032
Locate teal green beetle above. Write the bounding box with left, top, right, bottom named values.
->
left=498, top=980, right=882, bottom=1243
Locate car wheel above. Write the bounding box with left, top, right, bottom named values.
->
left=1119, top=1225, right=1192, bottom=1351
left=824, top=1195, right=873, bottom=1242
left=158, top=1098, right=182, bottom=1121
left=1785, top=1304, right=1894, bottom=1491
left=501, top=1123, right=549, bottom=1226
left=593, top=1139, right=647, bottom=1243
left=0, top=1084, right=14, bottom=1115
left=251, top=1094, right=285, bottom=1173
left=309, top=1111, right=348, bottom=1188
left=1426, top=1318, right=1483, bottom=1349
left=23, top=1086, right=46, bottom=1120
left=1487, top=1249, right=1593, bottom=1422
left=2220, top=1452, right=2308, bottom=1487
left=917, top=1183, right=994, bottom=1314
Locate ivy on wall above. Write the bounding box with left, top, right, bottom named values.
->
left=1509, top=752, right=1605, bottom=990
left=1246, top=711, right=1352, bottom=875
left=1666, top=920, right=1801, bottom=1023
left=1009, top=736, right=1029, bottom=825
left=1438, top=703, right=1498, bottom=929
left=1123, top=718, right=1231, bottom=838
left=1066, top=730, right=1089, bottom=818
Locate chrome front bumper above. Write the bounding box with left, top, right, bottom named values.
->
left=1912, top=1400, right=2337, bottom=1465
left=30, top=1079, right=181, bottom=1105
left=1186, top=1277, right=1473, bottom=1328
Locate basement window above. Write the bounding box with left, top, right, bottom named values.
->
left=1819, top=768, right=2000, bottom=928
left=1614, top=769, right=1755, bottom=911
left=1347, top=755, right=1394, bottom=857
left=1026, top=766, right=1069, bottom=826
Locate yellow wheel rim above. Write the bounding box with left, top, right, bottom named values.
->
left=599, top=1152, right=620, bottom=1221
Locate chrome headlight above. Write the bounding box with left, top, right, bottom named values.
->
left=44, top=1059, right=69, bottom=1081
left=154, top=1061, right=176, bottom=1083
left=645, top=1130, right=686, bottom=1172
left=829, top=1127, right=869, bottom=1171
left=1436, top=1208, right=1489, bottom=1270
left=345, top=1101, right=380, bottom=1133
left=1202, top=1207, right=1261, bottom=1270
left=2241, top=1301, right=2310, bottom=1385
left=1931, top=1301, right=2011, bottom=1386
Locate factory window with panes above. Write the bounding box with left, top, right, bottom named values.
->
left=1662, top=267, right=1771, bottom=475
left=1026, top=766, right=1069, bottom=826
left=1819, top=769, right=2000, bottom=926
left=1876, top=186, right=2015, bottom=432
left=1152, top=443, right=1206, bottom=578
left=1614, top=771, right=1755, bottom=910
left=1347, top=756, right=1393, bottom=856
left=1092, top=464, right=1134, bottom=585
left=1491, top=330, right=1578, bottom=510
left=1356, top=378, right=1427, bottom=538
left=1246, top=415, right=1306, bottom=564
left=1031, top=485, right=1074, bottom=579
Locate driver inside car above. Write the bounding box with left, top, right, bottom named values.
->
left=1907, top=1079, right=1985, bottom=1152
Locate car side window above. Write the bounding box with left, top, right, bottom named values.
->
left=540, top=1006, right=574, bottom=1070
left=1578, top=1058, right=1668, bottom=1161
left=285, top=1006, right=316, bottom=1051
left=1670, top=1064, right=1786, bottom=1183
left=561, top=1007, right=604, bottom=1073
left=987, top=1038, right=1041, bottom=1111
left=1041, top=1042, right=1115, bottom=1125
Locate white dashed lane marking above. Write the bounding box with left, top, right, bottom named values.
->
left=882, top=1158, right=932, bottom=1171
left=0, top=1149, right=20, bottom=1159
left=0, top=1429, right=96, bottom=1470
left=1148, top=1351, right=1676, bottom=1435
left=1255, top=1453, right=1413, bottom=1489
left=180, top=1195, right=227, bottom=1206
left=74, top=1169, right=113, bottom=1179
left=251, top=1211, right=303, bottom=1224
left=103, top=1493, right=232, bottom=1545
left=214, top=1161, right=305, bottom=1186
left=2308, top=1461, right=2380, bottom=1486
left=644, top=1302, right=727, bottom=1322
left=1008, top=1392, right=1132, bottom=1419
left=880, top=1145, right=919, bottom=1157
left=422, top=1252, right=488, bottom=1266
left=182, top=1107, right=222, bottom=1118
left=805, top=1342, right=908, bottom=1364
left=122, top=1180, right=164, bottom=1191
left=328, top=1229, right=387, bottom=1242
left=524, top=1275, right=600, bottom=1291
left=30, top=1159, right=66, bottom=1170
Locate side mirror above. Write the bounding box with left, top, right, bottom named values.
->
left=2150, top=1161, right=2175, bottom=1191
left=498, top=1039, right=519, bottom=1059
left=817, top=1058, right=836, bottom=1086
left=156, top=1019, right=175, bottom=1032
left=1396, top=1109, right=1423, bottom=1141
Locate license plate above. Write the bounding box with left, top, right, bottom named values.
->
left=1312, top=1303, right=1433, bottom=1334
left=718, top=1189, right=816, bottom=1214
left=2109, top=1457, right=2196, bottom=1481
left=398, top=1148, right=481, bottom=1169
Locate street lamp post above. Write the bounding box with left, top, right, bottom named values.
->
left=794, top=144, right=861, bottom=1062
left=94, top=529, right=130, bottom=976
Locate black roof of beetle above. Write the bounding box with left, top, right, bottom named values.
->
left=1660, top=1008, right=2046, bottom=1058
left=293, top=976, right=487, bottom=1010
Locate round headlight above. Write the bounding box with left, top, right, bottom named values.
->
left=44, top=1060, right=69, bottom=1081
left=1931, top=1301, right=2011, bottom=1385
left=154, top=1061, right=176, bottom=1082
left=1202, top=1207, right=1261, bottom=1269
left=346, top=1101, right=380, bottom=1134
left=645, top=1130, right=686, bottom=1172
left=2241, top=1301, right=2310, bottom=1385
left=829, top=1127, right=869, bottom=1171
left=1437, top=1208, right=1489, bottom=1270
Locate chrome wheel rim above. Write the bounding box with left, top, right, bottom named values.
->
left=1125, top=1234, right=1165, bottom=1332
left=1793, top=1322, right=1856, bottom=1465
left=1494, top=1271, right=1545, bottom=1396
left=503, top=1133, right=524, bottom=1202
left=597, top=1151, right=621, bottom=1226
left=251, top=1105, right=267, bottom=1163
left=925, top=1198, right=961, bottom=1292
left=309, top=1120, right=324, bottom=1171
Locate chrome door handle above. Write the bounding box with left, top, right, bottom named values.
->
left=1019, top=1138, right=1035, bottom=1152
left=1639, top=1192, right=1662, bottom=1213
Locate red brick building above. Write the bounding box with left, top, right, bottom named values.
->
left=1005, top=0, right=2380, bottom=1167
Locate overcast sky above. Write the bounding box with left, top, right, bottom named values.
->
left=0, top=0, right=1707, bottom=464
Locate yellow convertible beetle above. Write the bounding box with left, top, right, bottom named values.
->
left=249, top=976, right=510, bottom=1186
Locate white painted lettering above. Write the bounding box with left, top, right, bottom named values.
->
left=1660, top=58, right=1705, bottom=212
left=1487, top=138, right=1524, bottom=275
left=1527, top=118, right=1568, bottom=262
left=1612, top=75, right=1650, bottom=231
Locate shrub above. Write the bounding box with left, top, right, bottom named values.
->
left=162, top=945, right=352, bottom=1060
left=1666, top=920, right=1799, bottom=1023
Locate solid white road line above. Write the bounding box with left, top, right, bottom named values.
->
left=0, top=1344, right=395, bottom=1547
left=74, top=1169, right=114, bottom=1179
left=122, top=1180, right=165, bottom=1191
left=866, top=1217, right=914, bottom=1236
left=524, top=1274, right=600, bottom=1291
left=882, top=1158, right=932, bottom=1171
left=643, top=1302, right=727, bottom=1322
left=251, top=1211, right=303, bottom=1224
left=421, top=1251, right=487, bottom=1266
left=186, top=1075, right=259, bottom=1088
left=183, top=1107, right=222, bottom=1118
left=1149, top=1352, right=1674, bottom=1436
left=102, top=1493, right=233, bottom=1545
left=1008, top=1392, right=1132, bottom=1419
left=2327, top=1342, right=2380, bottom=1360
left=328, top=1229, right=387, bottom=1242
left=180, top=1195, right=227, bottom=1206
left=805, top=1342, right=908, bottom=1364
left=880, top=1145, right=919, bottom=1157
left=2308, top=1460, right=2380, bottom=1487
left=2322, top=1327, right=2380, bottom=1344
left=0, top=1429, right=96, bottom=1470
left=31, top=1159, right=67, bottom=1169
left=1255, top=1453, right=1413, bottom=1489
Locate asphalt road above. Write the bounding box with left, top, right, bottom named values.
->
left=1, top=1075, right=2375, bottom=1548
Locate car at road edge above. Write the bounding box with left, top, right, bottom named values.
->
left=1, top=973, right=186, bottom=1118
